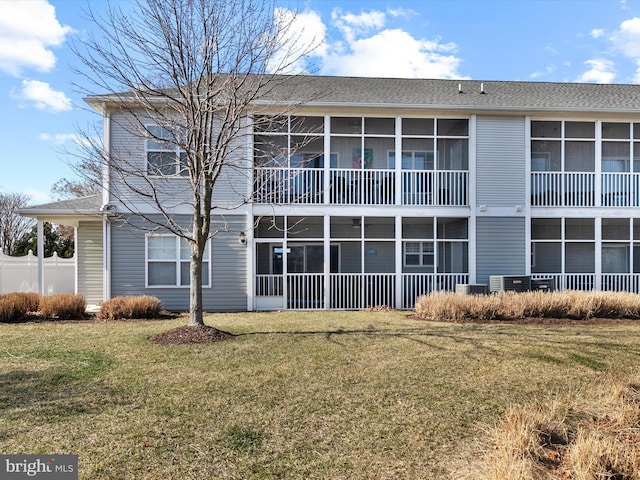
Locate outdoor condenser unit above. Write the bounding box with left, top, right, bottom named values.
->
left=456, top=284, right=489, bottom=295
left=489, top=275, right=531, bottom=293
left=531, top=278, right=555, bottom=292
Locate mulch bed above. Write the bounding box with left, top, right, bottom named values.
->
left=148, top=324, right=236, bottom=345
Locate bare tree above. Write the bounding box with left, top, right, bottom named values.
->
left=73, top=0, right=322, bottom=326
left=0, top=192, right=34, bottom=255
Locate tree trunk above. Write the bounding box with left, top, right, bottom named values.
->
left=188, top=246, right=204, bottom=326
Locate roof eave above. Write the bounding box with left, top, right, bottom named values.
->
left=251, top=100, right=640, bottom=115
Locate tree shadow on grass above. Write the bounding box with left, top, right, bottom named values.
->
left=0, top=351, right=120, bottom=422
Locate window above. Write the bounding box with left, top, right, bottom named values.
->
left=404, top=242, right=434, bottom=267
left=146, top=125, right=188, bottom=176
left=147, top=235, right=210, bottom=287
left=388, top=150, right=434, bottom=170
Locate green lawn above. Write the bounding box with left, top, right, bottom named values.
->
left=1, top=311, right=639, bottom=479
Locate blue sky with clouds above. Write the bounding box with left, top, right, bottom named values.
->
left=3, top=0, right=640, bottom=203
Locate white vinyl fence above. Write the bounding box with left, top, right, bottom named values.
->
left=0, top=250, right=75, bottom=295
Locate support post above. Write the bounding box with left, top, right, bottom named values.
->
left=37, top=219, right=44, bottom=295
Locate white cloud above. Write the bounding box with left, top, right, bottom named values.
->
left=39, top=133, right=88, bottom=146
left=319, top=28, right=464, bottom=79
left=611, top=17, right=640, bottom=58
left=577, top=59, right=616, bottom=83
left=0, top=0, right=73, bottom=76
left=590, top=29, right=604, bottom=39
left=332, top=8, right=386, bottom=43
left=11, top=79, right=72, bottom=112
left=23, top=188, right=51, bottom=204
left=530, top=65, right=557, bottom=79
left=285, top=8, right=465, bottom=80
left=269, top=8, right=327, bottom=74
left=387, top=7, right=418, bottom=19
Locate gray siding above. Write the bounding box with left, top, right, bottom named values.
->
left=476, top=217, right=526, bottom=284
left=77, top=221, right=103, bottom=304
left=110, top=214, right=247, bottom=311
left=476, top=116, right=526, bottom=206
left=108, top=111, right=249, bottom=210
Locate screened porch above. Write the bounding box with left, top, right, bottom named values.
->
left=252, top=215, right=469, bottom=310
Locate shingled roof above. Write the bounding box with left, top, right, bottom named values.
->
left=254, top=76, right=640, bottom=114
left=19, top=194, right=103, bottom=222
left=86, top=75, right=640, bottom=115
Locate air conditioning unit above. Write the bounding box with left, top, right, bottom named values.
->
left=531, top=278, right=555, bottom=292
left=456, top=284, right=489, bottom=295
left=489, top=275, right=531, bottom=293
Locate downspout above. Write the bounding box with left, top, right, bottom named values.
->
left=102, top=104, right=111, bottom=302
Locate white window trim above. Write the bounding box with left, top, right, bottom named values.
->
left=145, top=234, right=212, bottom=288
left=145, top=124, right=188, bottom=178
left=403, top=241, right=434, bottom=268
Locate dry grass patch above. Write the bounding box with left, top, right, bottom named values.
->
left=2, top=312, right=640, bottom=478
left=415, top=290, right=640, bottom=322
left=479, top=374, right=640, bottom=479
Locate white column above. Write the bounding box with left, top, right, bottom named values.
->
left=74, top=226, right=78, bottom=295
left=395, top=215, right=403, bottom=308
left=324, top=115, right=331, bottom=205
left=37, top=219, right=44, bottom=295
left=324, top=215, right=330, bottom=309
left=246, top=212, right=254, bottom=311
left=595, top=216, right=602, bottom=290
left=395, top=117, right=402, bottom=205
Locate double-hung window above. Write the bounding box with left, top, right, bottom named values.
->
left=404, top=241, right=434, bottom=267
left=146, top=125, right=188, bottom=177
left=147, top=235, right=211, bottom=287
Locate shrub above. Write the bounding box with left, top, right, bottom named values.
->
left=2, top=292, right=40, bottom=313
left=39, top=293, right=86, bottom=320
left=97, top=296, right=162, bottom=320
left=0, top=298, right=23, bottom=322
left=415, top=290, right=640, bottom=322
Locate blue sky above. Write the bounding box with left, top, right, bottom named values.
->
left=3, top=0, right=640, bottom=203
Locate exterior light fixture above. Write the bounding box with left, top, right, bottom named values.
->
left=239, top=232, right=247, bottom=245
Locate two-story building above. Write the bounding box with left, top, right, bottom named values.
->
left=21, top=76, right=640, bottom=311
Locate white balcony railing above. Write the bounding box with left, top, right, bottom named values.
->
left=401, top=170, right=468, bottom=206
left=254, top=167, right=469, bottom=206
left=531, top=172, right=595, bottom=207
left=401, top=273, right=469, bottom=309
left=531, top=274, right=595, bottom=291
left=531, top=172, right=640, bottom=207
left=328, top=169, right=396, bottom=205
left=601, top=173, right=640, bottom=207
left=254, top=272, right=468, bottom=310
left=253, top=167, right=324, bottom=204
